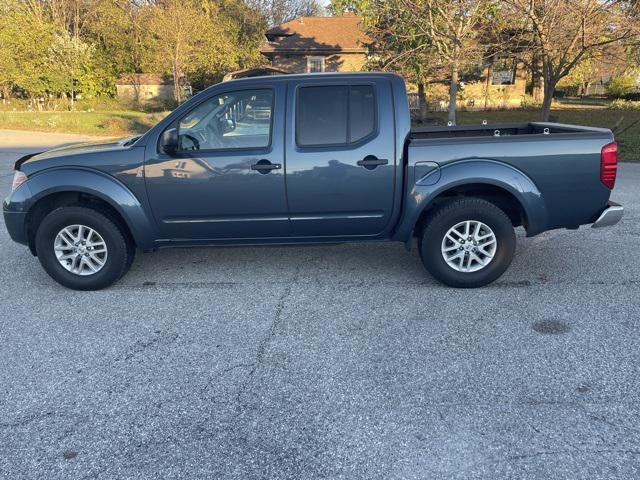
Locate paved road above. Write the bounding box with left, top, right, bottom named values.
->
left=1, top=129, right=639, bottom=479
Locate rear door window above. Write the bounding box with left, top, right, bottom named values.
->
left=296, top=85, right=376, bottom=147
left=349, top=85, right=375, bottom=143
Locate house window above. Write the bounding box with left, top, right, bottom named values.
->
left=307, top=56, right=325, bottom=73
left=491, top=57, right=516, bottom=85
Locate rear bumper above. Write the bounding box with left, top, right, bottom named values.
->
left=592, top=201, right=624, bottom=228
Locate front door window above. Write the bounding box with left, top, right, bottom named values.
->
left=177, top=89, right=273, bottom=151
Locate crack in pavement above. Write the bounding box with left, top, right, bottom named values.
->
left=119, top=329, right=180, bottom=363
left=505, top=448, right=640, bottom=461
left=0, top=411, right=56, bottom=429
left=232, top=264, right=301, bottom=416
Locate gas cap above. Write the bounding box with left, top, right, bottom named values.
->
left=414, top=161, right=441, bottom=186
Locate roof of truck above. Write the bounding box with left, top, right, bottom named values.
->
left=218, top=71, right=400, bottom=86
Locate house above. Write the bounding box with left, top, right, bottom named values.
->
left=259, top=13, right=369, bottom=74
left=260, top=14, right=528, bottom=111
left=115, top=74, right=175, bottom=104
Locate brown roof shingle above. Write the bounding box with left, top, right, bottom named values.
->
left=261, top=14, right=369, bottom=54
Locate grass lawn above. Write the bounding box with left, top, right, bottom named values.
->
left=0, top=110, right=166, bottom=137
left=1, top=106, right=638, bottom=161
left=427, top=109, right=640, bottom=162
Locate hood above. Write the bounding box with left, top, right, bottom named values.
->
left=15, top=135, right=142, bottom=171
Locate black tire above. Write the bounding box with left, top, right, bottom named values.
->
left=35, top=206, right=133, bottom=290
left=419, top=198, right=516, bottom=288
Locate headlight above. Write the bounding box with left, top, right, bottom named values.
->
left=11, top=171, right=27, bottom=192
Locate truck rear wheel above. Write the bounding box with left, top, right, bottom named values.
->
left=35, top=206, right=133, bottom=290
left=419, top=198, right=515, bottom=288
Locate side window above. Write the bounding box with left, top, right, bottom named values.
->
left=296, top=85, right=376, bottom=147
left=177, top=89, right=273, bottom=151
left=349, top=86, right=375, bottom=143
left=296, top=86, right=348, bottom=146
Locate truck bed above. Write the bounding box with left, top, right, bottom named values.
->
left=406, top=122, right=615, bottom=234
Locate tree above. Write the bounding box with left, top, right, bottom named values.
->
left=0, top=0, right=268, bottom=106
left=144, top=0, right=230, bottom=102
left=504, top=0, right=639, bottom=121
left=0, top=0, right=58, bottom=106
left=555, top=56, right=600, bottom=97
left=144, top=0, right=263, bottom=102
left=47, top=32, right=95, bottom=109
left=418, top=0, right=499, bottom=124
left=359, top=0, right=435, bottom=121
left=361, top=0, right=497, bottom=124
left=246, top=0, right=324, bottom=26
left=84, top=0, right=152, bottom=94
left=328, top=0, right=368, bottom=14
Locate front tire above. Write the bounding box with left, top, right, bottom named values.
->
left=419, top=198, right=516, bottom=288
left=35, top=206, right=133, bottom=290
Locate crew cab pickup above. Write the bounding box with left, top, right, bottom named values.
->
left=3, top=72, right=624, bottom=290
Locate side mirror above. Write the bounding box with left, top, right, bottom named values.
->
left=161, top=128, right=179, bottom=155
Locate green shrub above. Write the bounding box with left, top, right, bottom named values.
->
left=520, top=94, right=541, bottom=109
left=610, top=99, right=640, bottom=110
left=606, top=75, right=637, bottom=98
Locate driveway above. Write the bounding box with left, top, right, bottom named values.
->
left=1, top=129, right=639, bottom=479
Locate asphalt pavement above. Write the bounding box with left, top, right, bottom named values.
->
left=1, top=129, right=639, bottom=479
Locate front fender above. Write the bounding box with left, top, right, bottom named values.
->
left=392, top=159, right=548, bottom=242
left=7, top=167, right=157, bottom=250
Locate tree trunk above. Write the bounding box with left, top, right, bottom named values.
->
left=532, top=56, right=544, bottom=103
left=541, top=80, right=555, bottom=122
left=417, top=81, right=428, bottom=123
left=0, top=85, right=9, bottom=103
left=448, top=62, right=458, bottom=125
left=484, top=61, right=493, bottom=110
left=172, top=59, right=182, bottom=103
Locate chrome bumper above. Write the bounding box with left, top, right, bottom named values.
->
left=592, top=202, right=624, bottom=228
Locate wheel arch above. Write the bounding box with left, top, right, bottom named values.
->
left=413, top=183, right=528, bottom=239
left=393, top=159, right=548, bottom=243
left=22, top=168, right=157, bottom=253
left=26, top=191, right=134, bottom=255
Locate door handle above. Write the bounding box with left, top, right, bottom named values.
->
left=357, top=156, right=388, bottom=169
left=251, top=159, right=281, bottom=174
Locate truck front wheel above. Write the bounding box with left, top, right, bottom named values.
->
left=419, top=198, right=516, bottom=288
left=35, top=206, right=134, bottom=290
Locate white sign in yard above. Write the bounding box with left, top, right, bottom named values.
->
left=492, top=70, right=514, bottom=85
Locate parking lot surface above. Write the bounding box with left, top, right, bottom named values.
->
left=1, top=129, right=639, bottom=479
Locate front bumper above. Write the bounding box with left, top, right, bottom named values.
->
left=2, top=209, right=28, bottom=245
left=592, top=201, right=624, bottom=228
left=3, top=181, right=32, bottom=246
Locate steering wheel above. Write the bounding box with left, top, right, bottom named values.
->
left=180, top=134, right=200, bottom=151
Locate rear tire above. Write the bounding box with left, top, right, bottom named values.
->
left=35, top=206, right=133, bottom=290
left=419, top=198, right=516, bottom=288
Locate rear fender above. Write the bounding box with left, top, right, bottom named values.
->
left=392, top=159, right=548, bottom=242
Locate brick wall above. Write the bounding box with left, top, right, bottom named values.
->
left=268, top=53, right=367, bottom=73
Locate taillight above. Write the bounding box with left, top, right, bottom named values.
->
left=600, top=142, right=618, bottom=189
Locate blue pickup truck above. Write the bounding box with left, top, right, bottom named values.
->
left=3, top=72, right=623, bottom=290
